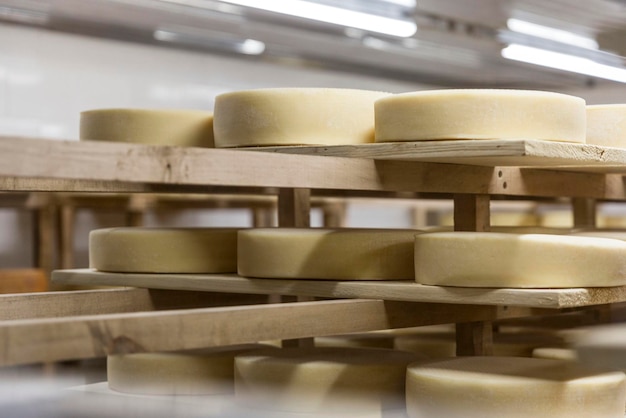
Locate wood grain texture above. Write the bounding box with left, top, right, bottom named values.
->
left=52, top=270, right=626, bottom=309
left=3, top=136, right=626, bottom=199
left=0, top=298, right=535, bottom=366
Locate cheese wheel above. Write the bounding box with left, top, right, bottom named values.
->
left=237, top=228, right=419, bottom=280
left=90, top=227, right=240, bottom=273
left=586, top=104, right=626, bottom=147
left=108, top=344, right=271, bottom=395
left=234, top=347, right=421, bottom=415
left=80, top=108, right=214, bottom=147
left=213, top=88, right=389, bottom=147
left=532, top=347, right=578, bottom=361
left=414, top=232, right=626, bottom=288
left=375, top=89, right=585, bottom=143
left=406, top=356, right=626, bottom=418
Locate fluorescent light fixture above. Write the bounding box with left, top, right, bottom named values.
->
left=219, top=0, right=417, bottom=37
left=502, top=44, right=626, bottom=83
left=507, top=18, right=598, bottom=50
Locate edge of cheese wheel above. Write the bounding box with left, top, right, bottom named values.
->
left=80, top=108, right=214, bottom=147
left=586, top=104, right=626, bottom=148
left=375, top=89, right=586, bottom=143
left=234, top=347, right=421, bottom=414
left=213, top=88, right=390, bottom=148
left=414, top=232, right=626, bottom=288
left=406, top=356, right=626, bottom=418
left=89, top=227, right=240, bottom=273
left=237, top=228, right=420, bottom=280
left=108, top=344, right=273, bottom=396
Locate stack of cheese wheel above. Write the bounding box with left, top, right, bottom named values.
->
left=405, top=356, right=626, bottom=417
left=108, top=344, right=271, bottom=396
left=586, top=104, right=626, bottom=148
left=374, top=89, right=586, bottom=143
left=413, top=232, right=626, bottom=288
left=80, top=108, right=215, bottom=147
left=213, top=88, right=389, bottom=147
left=90, top=227, right=240, bottom=273
left=233, top=347, right=421, bottom=417
left=238, top=228, right=419, bottom=280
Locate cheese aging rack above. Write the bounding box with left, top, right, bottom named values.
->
left=2, top=134, right=626, bottom=366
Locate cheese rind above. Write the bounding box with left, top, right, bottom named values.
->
left=234, top=347, right=420, bottom=414
left=406, top=356, right=626, bottom=418
left=213, top=88, right=389, bottom=147
left=414, top=232, right=626, bottom=288
left=237, top=228, right=419, bottom=280
left=108, top=344, right=270, bottom=395
left=586, top=104, right=626, bottom=147
left=375, top=89, right=585, bottom=143
left=90, top=227, right=240, bottom=273
left=80, top=108, right=214, bottom=147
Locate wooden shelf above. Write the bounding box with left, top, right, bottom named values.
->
left=3, top=136, right=626, bottom=199
left=52, top=269, right=626, bottom=309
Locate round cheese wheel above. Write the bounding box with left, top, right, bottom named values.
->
left=406, top=356, right=626, bottom=418
left=375, top=89, right=586, bottom=143
left=80, top=108, right=214, bottom=147
left=532, top=347, right=578, bottom=361
left=90, top=227, right=240, bottom=273
left=234, top=347, right=421, bottom=415
left=108, top=344, right=271, bottom=395
left=586, top=104, right=626, bottom=148
left=237, top=228, right=419, bottom=280
left=414, top=232, right=626, bottom=288
left=213, top=88, right=389, bottom=148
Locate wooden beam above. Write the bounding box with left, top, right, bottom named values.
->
left=453, top=194, right=490, bottom=231
left=278, top=188, right=311, bottom=228
left=0, top=299, right=537, bottom=366
left=456, top=321, right=494, bottom=356
left=572, top=197, right=597, bottom=228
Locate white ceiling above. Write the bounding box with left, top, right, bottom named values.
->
left=0, top=0, right=625, bottom=88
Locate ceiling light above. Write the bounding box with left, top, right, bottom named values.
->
left=502, top=44, right=626, bottom=83
left=506, top=18, right=598, bottom=50
left=218, top=0, right=417, bottom=37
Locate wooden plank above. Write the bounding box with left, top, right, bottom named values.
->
left=0, top=269, right=48, bottom=293
left=0, top=287, right=267, bottom=320
left=51, top=270, right=626, bottom=309
left=255, top=139, right=626, bottom=170
left=0, top=298, right=537, bottom=366
left=3, top=137, right=626, bottom=199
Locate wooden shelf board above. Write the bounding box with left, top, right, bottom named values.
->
left=252, top=139, right=626, bottom=172
left=52, top=269, right=626, bottom=309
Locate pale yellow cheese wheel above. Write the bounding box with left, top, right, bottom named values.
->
left=80, top=108, right=214, bottom=147
left=414, top=232, right=626, bottom=288
left=90, top=227, right=240, bottom=273
left=375, top=89, right=586, bottom=143
left=108, top=344, right=270, bottom=395
left=213, top=88, right=389, bottom=147
left=532, top=347, right=578, bottom=361
left=406, top=356, right=626, bottom=418
left=586, top=104, right=626, bottom=147
left=234, top=347, right=420, bottom=415
left=237, top=228, right=420, bottom=280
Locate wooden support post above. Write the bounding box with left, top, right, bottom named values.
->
left=321, top=200, right=347, bottom=228
left=33, top=202, right=56, bottom=281
left=58, top=204, right=75, bottom=270
left=278, top=188, right=311, bottom=228
left=572, top=197, right=596, bottom=229
left=453, top=194, right=490, bottom=231
left=456, top=321, right=494, bottom=356
left=454, top=194, right=492, bottom=354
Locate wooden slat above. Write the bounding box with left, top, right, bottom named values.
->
left=572, top=197, right=597, bottom=228
left=278, top=188, right=311, bottom=228
left=52, top=269, right=626, bottom=309
left=454, top=194, right=490, bottom=231
left=456, top=321, right=494, bottom=356
left=0, top=287, right=267, bottom=320
left=256, top=139, right=626, bottom=170
left=3, top=137, right=626, bottom=199
left=0, top=298, right=536, bottom=366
